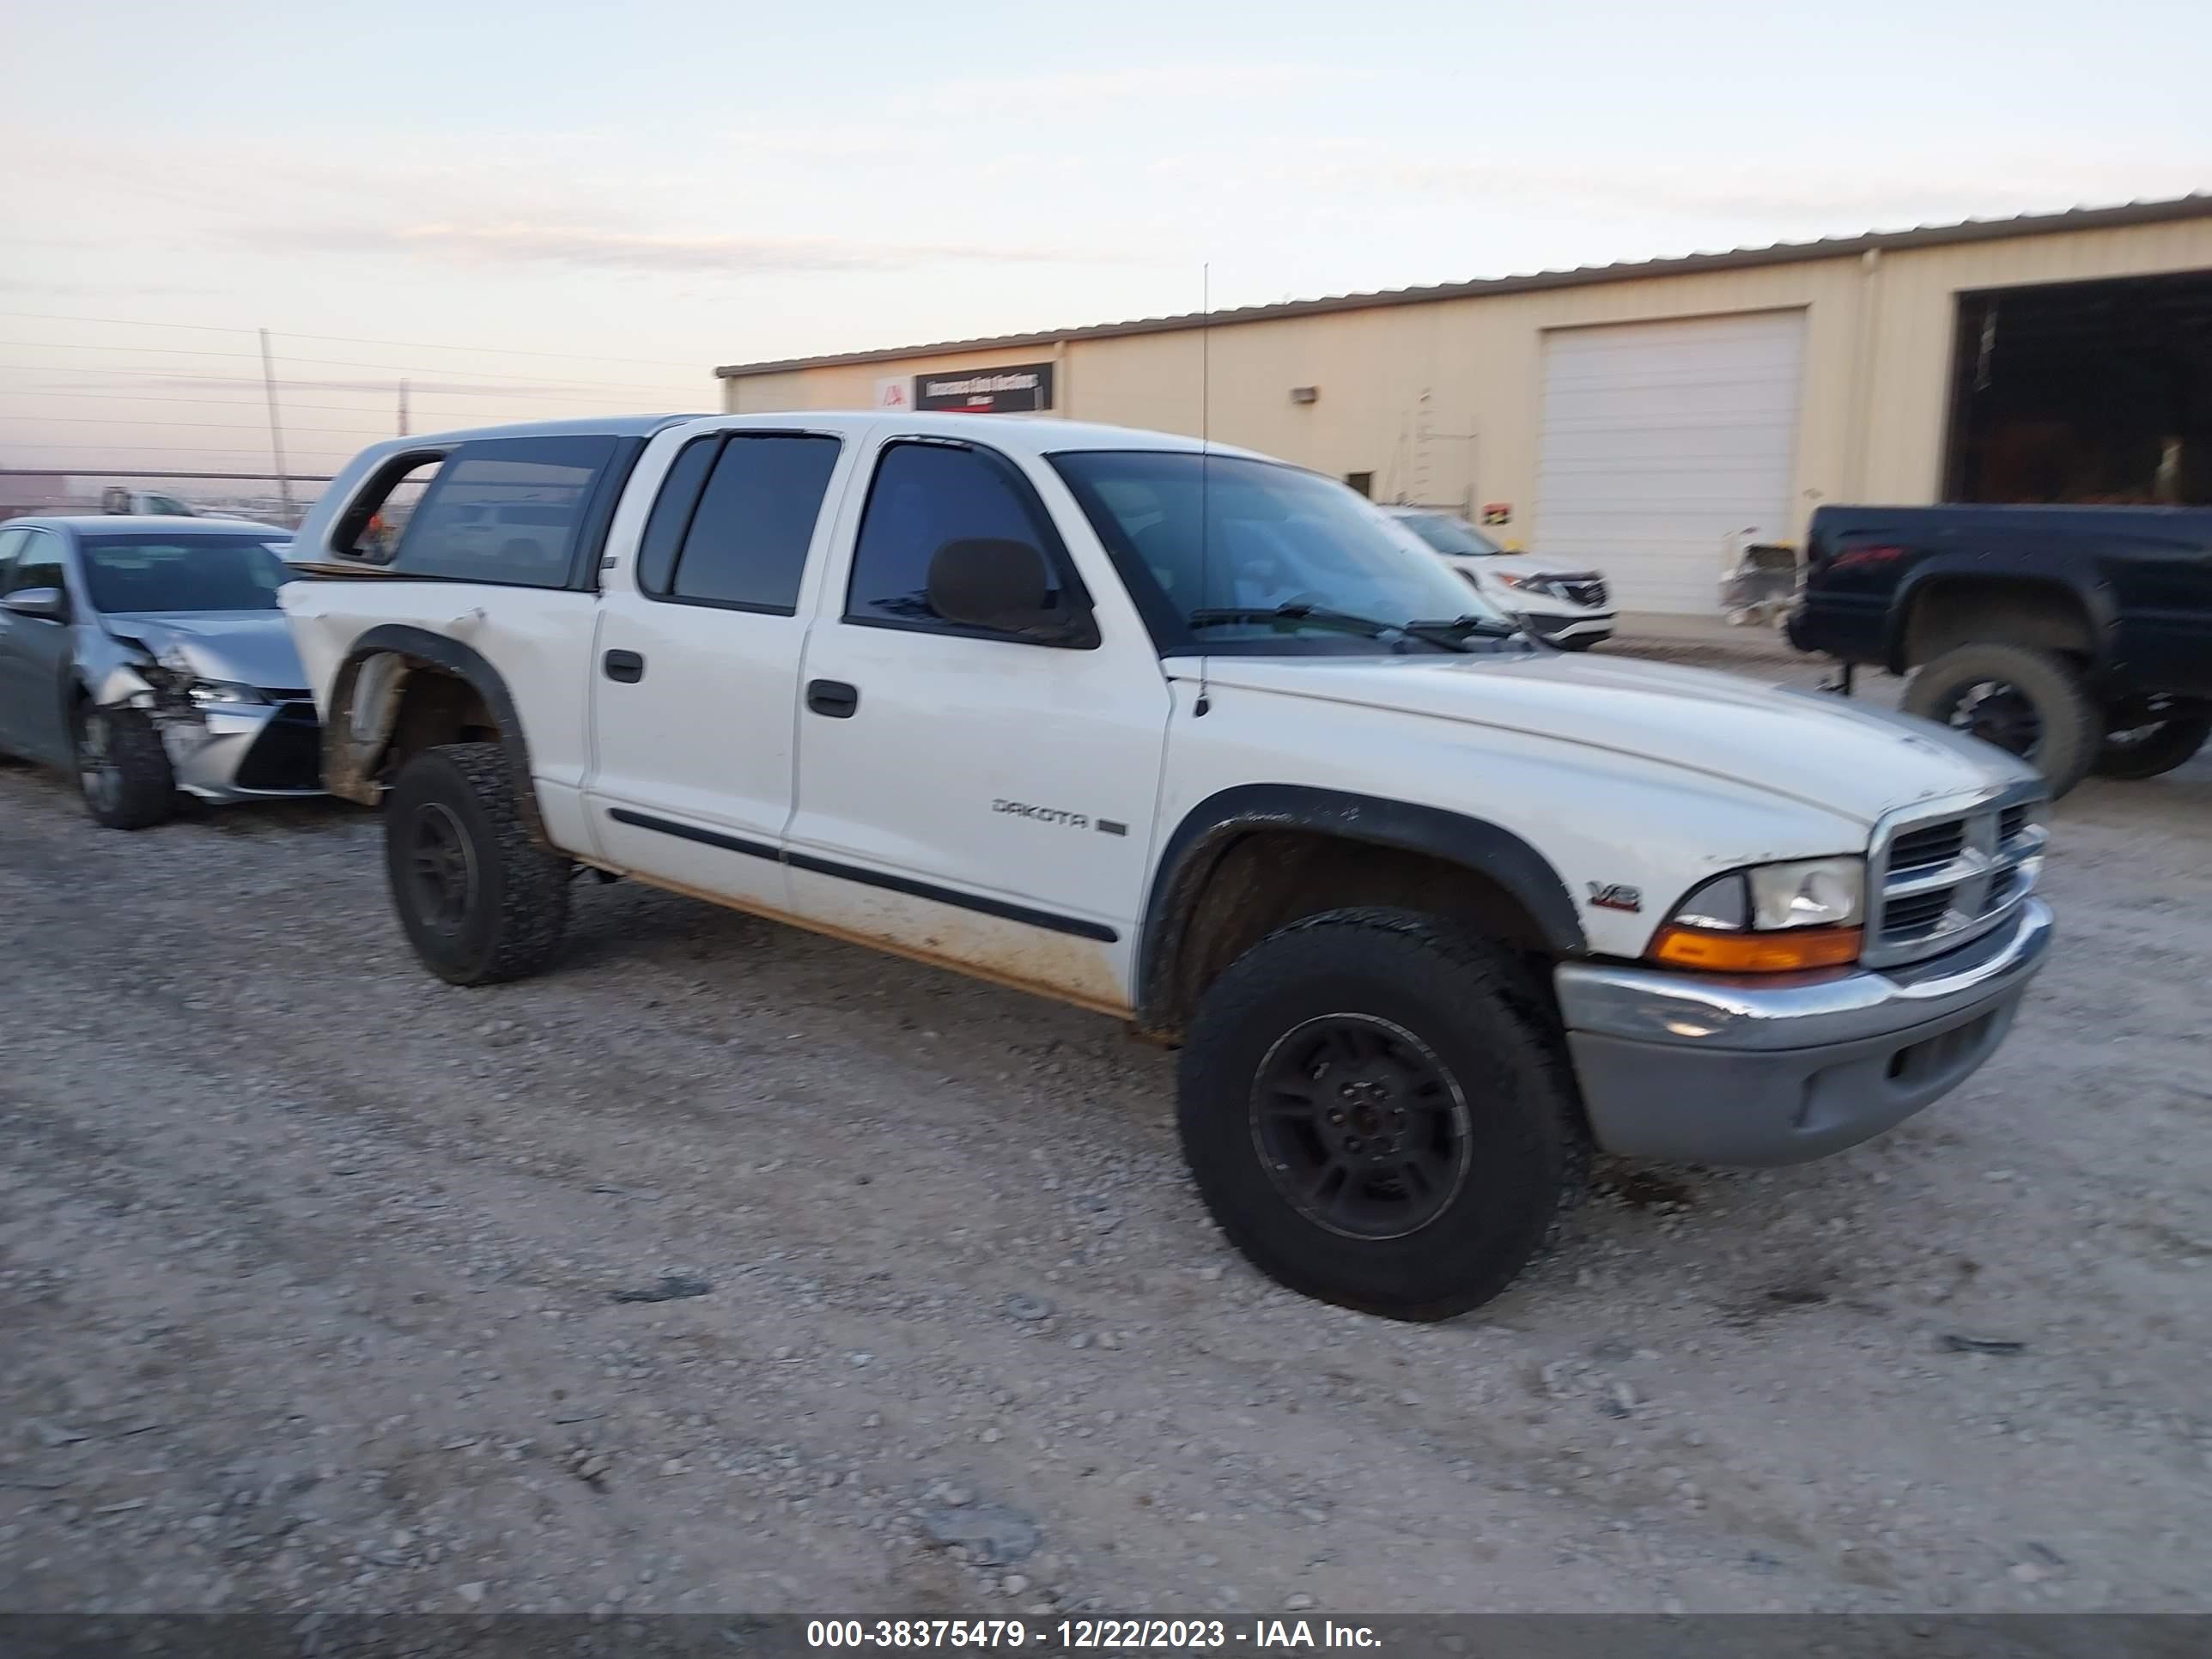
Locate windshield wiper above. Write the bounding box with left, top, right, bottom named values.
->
left=1188, top=603, right=1492, bottom=651
left=1403, top=613, right=1525, bottom=646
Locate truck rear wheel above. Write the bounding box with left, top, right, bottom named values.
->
left=385, top=742, right=570, bottom=986
left=1901, top=643, right=2100, bottom=798
left=2094, top=697, right=2211, bottom=781
left=1177, top=907, right=1586, bottom=1322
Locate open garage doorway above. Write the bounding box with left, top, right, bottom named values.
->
left=1944, top=270, right=2212, bottom=506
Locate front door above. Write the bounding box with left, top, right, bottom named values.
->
left=0, top=529, right=77, bottom=764
left=785, top=434, right=1171, bottom=1012
left=586, top=425, right=856, bottom=914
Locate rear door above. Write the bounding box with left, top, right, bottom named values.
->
left=0, top=529, right=78, bottom=763
left=782, top=434, right=1172, bottom=1012
left=584, top=422, right=856, bottom=911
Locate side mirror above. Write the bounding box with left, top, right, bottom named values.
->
left=925, top=538, right=1093, bottom=644
left=1, top=586, right=69, bottom=622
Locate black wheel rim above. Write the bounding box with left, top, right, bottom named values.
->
left=408, top=802, right=478, bottom=936
left=1932, top=678, right=2042, bottom=759
left=76, top=711, right=122, bottom=813
left=1249, top=1013, right=1474, bottom=1241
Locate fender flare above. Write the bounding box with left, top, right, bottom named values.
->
left=325, top=625, right=546, bottom=844
left=1885, top=561, right=2112, bottom=676
left=1134, top=783, right=1586, bottom=1029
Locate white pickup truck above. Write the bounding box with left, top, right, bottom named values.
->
left=281, top=413, right=2053, bottom=1320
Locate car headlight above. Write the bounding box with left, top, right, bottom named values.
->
left=1650, top=856, right=1865, bottom=972
left=185, top=678, right=268, bottom=708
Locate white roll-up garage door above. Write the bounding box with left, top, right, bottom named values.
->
left=1534, top=310, right=1806, bottom=617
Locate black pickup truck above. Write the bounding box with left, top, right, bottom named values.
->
left=1787, top=503, right=2212, bottom=795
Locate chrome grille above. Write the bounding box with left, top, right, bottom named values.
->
left=1558, top=576, right=1608, bottom=609
left=1864, top=785, right=2046, bottom=969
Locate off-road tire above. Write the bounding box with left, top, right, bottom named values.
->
left=385, top=742, right=569, bottom=986
left=1902, top=642, right=2101, bottom=798
left=1178, top=907, right=1588, bottom=1322
left=76, top=703, right=174, bottom=830
left=2093, top=710, right=2211, bottom=781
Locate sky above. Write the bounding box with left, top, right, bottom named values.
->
left=2, top=0, right=2206, bottom=483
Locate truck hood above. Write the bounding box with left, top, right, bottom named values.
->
left=1203, top=650, right=2035, bottom=827
left=100, top=611, right=308, bottom=693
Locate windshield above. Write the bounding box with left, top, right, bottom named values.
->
left=80, top=535, right=296, bottom=613
left=1392, top=511, right=1504, bottom=557
left=1050, top=452, right=1517, bottom=653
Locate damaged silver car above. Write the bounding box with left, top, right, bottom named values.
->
left=0, top=516, right=323, bottom=829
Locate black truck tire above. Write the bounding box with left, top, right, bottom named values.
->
left=1902, top=643, right=2101, bottom=798
left=75, top=704, right=175, bottom=830
left=385, top=742, right=570, bottom=986
left=2094, top=705, right=2211, bottom=781
left=1177, top=907, right=1587, bottom=1322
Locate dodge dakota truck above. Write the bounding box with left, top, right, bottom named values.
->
left=280, top=414, right=2053, bottom=1320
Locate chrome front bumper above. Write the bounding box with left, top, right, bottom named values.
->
left=1523, top=611, right=1615, bottom=644
left=149, top=701, right=324, bottom=802
left=1553, top=898, right=2053, bottom=1166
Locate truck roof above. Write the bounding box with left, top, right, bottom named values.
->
left=379, top=410, right=1262, bottom=462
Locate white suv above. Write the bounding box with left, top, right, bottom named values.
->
left=1382, top=506, right=1614, bottom=650
left=280, top=412, right=2051, bottom=1320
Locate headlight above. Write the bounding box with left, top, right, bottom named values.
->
left=185, top=678, right=268, bottom=708
left=1650, top=857, right=1865, bottom=972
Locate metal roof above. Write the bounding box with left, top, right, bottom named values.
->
left=715, top=194, right=2212, bottom=379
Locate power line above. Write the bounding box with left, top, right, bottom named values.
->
left=0, top=363, right=696, bottom=406
left=0, top=341, right=700, bottom=395
left=3, top=388, right=650, bottom=417
left=0, top=310, right=703, bottom=369
left=4, top=414, right=394, bottom=436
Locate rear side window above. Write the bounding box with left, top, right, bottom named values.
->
left=845, top=441, right=1066, bottom=629
left=639, top=433, right=841, bottom=612
left=392, top=435, right=617, bottom=587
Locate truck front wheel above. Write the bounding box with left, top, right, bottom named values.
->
left=1178, top=908, right=1586, bottom=1321
left=385, top=742, right=570, bottom=986
left=2094, top=697, right=2211, bottom=781
left=1901, top=643, right=2101, bottom=797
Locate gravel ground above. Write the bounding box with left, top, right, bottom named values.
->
left=3, top=651, right=2207, bottom=1617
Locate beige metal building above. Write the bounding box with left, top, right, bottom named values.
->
left=718, top=196, right=2212, bottom=616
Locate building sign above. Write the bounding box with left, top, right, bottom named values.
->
left=1481, top=501, right=1513, bottom=526
left=874, top=376, right=911, bottom=410
left=914, top=362, right=1055, bottom=415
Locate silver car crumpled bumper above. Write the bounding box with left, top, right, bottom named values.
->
left=139, top=696, right=324, bottom=801
left=1553, top=898, right=2052, bottom=1166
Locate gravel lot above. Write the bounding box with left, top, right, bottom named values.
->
left=3, top=649, right=2207, bottom=1617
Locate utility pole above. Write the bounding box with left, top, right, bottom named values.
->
left=258, top=328, right=295, bottom=520
left=398, top=378, right=410, bottom=437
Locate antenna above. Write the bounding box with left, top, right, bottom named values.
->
left=1194, top=262, right=1212, bottom=718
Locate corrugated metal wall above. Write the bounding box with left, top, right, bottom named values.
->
left=723, top=219, right=2212, bottom=597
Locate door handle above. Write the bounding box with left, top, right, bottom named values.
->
left=806, top=678, right=859, bottom=718
left=603, top=649, right=645, bottom=684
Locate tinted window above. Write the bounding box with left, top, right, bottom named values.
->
left=80, top=535, right=295, bottom=613
left=0, top=526, right=29, bottom=592
left=665, top=434, right=840, bottom=612
left=13, top=532, right=66, bottom=598
left=393, top=436, right=616, bottom=586
left=635, top=436, right=719, bottom=595
left=1395, top=513, right=1504, bottom=557
left=847, top=442, right=1062, bottom=628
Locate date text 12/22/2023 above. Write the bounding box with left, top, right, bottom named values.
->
left=805, top=1620, right=1383, bottom=1650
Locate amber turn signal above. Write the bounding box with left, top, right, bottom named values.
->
left=1650, top=923, right=1863, bottom=972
